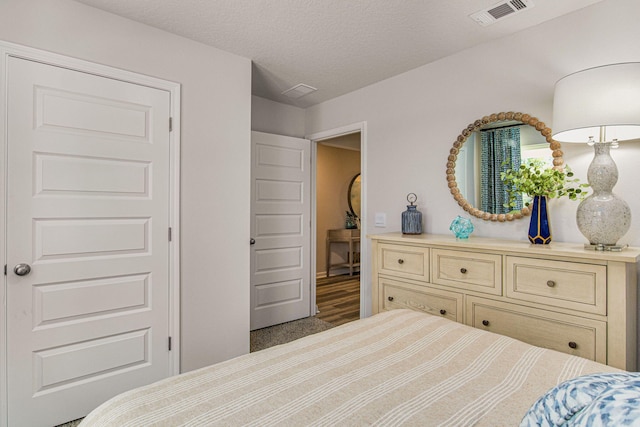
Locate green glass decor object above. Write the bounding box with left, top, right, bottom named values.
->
left=449, top=215, right=474, bottom=239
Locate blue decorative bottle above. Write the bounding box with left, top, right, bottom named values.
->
left=402, top=193, right=422, bottom=235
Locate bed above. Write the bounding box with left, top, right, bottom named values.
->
left=80, top=309, right=631, bottom=426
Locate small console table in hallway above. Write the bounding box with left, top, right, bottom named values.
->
left=326, top=229, right=360, bottom=277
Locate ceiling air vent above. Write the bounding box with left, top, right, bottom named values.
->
left=281, top=83, right=317, bottom=99
left=469, top=0, right=534, bottom=26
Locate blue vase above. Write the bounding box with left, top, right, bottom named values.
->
left=528, top=195, right=552, bottom=244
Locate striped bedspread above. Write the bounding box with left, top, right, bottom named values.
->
left=80, top=309, right=618, bottom=426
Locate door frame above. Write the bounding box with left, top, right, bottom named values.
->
left=307, top=122, right=369, bottom=319
left=0, top=41, right=181, bottom=426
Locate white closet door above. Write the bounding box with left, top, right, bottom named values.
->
left=6, top=56, right=172, bottom=426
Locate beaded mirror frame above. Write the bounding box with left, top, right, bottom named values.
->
left=446, top=111, right=564, bottom=222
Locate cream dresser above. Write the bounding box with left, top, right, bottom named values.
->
left=370, top=233, right=640, bottom=370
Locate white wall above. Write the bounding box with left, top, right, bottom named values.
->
left=0, top=0, right=252, bottom=372
left=251, top=95, right=306, bottom=137
left=306, top=0, right=640, bottom=247
left=305, top=0, right=640, bottom=363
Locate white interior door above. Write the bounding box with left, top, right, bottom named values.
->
left=5, top=57, right=172, bottom=426
left=250, top=131, right=311, bottom=330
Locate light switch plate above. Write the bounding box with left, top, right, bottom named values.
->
left=375, top=212, right=386, bottom=227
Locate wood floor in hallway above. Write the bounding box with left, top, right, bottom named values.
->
left=315, top=273, right=360, bottom=327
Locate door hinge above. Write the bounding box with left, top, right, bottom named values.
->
left=168, top=227, right=172, bottom=242
left=169, top=117, right=173, bottom=132
left=3, top=265, right=6, bottom=276
left=168, top=336, right=172, bottom=351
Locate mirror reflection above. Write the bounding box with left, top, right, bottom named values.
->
left=447, top=112, right=563, bottom=222
left=455, top=122, right=554, bottom=213
left=348, top=173, right=361, bottom=219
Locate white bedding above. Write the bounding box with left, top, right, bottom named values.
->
left=80, top=309, right=618, bottom=426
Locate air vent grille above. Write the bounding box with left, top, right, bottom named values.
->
left=281, top=83, right=317, bottom=99
left=469, top=0, right=534, bottom=26
left=488, top=3, right=517, bottom=19
left=511, top=0, right=528, bottom=10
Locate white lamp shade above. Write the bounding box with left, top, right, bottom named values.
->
left=552, top=63, right=640, bottom=143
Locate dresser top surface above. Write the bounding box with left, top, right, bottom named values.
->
left=368, top=232, right=640, bottom=263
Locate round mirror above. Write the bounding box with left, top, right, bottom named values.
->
left=348, top=173, right=361, bottom=219
left=446, top=112, right=564, bottom=222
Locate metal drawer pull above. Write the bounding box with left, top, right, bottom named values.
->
left=397, top=259, right=404, bottom=264
left=547, top=280, right=556, bottom=287
left=439, top=309, right=446, bottom=315
left=460, top=268, right=467, bottom=274
left=388, top=296, right=394, bottom=302
left=482, top=320, right=490, bottom=326
left=568, top=341, right=578, bottom=349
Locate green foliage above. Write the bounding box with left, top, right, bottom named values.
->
left=500, top=159, right=589, bottom=209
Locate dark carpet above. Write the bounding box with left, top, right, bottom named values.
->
left=250, top=316, right=335, bottom=352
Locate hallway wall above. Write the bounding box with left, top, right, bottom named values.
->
left=316, top=144, right=360, bottom=275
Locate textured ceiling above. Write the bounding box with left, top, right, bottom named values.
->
left=73, top=0, right=603, bottom=108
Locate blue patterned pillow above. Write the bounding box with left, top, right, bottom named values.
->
left=520, top=372, right=640, bottom=426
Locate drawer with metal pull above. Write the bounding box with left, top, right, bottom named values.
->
left=506, top=256, right=606, bottom=315
left=381, top=277, right=462, bottom=322
left=378, top=243, right=429, bottom=282
left=466, top=296, right=606, bottom=363
left=431, top=248, right=502, bottom=295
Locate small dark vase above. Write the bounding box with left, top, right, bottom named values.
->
left=402, top=205, right=422, bottom=235
left=528, top=195, right=552, bottom=244
left=402, top=193, right=423, bottom=235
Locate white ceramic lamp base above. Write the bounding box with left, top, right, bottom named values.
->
left=577, top=194, right=631, bottom=247
left=576, top=142, right=631, bottom=248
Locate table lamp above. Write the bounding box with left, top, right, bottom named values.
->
left=552, top=63, right=640, bottom=250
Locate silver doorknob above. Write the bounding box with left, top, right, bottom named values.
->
left=14, top=263, right=31, bottom=276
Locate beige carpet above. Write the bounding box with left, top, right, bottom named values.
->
left=250, top=316, right=334, bottom=352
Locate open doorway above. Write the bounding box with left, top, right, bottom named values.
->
left=314, top=133, right=361, bottom=326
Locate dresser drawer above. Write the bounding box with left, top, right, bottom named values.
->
left=506, top=257, right=606, bottom=315
left=378, top=243, right=429, bottom=282
left=432, top=249, right=502, bottom=295
left=381, top=278, right=462, bottom=322
left=466, top=297, right=606, bottom=363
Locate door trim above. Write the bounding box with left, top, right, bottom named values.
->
left=0, top=40, right=181, bottom=427
left=306, top=122, right=369, bottom=319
